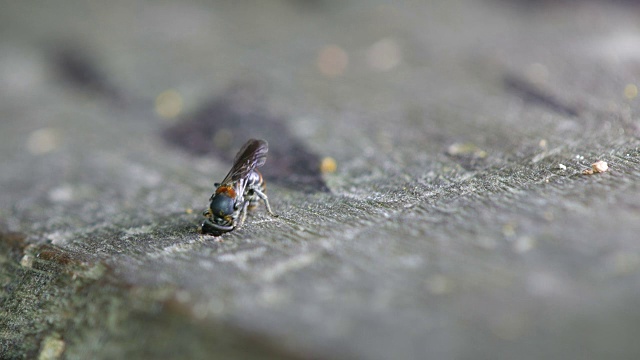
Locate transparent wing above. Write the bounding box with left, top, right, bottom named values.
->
left=219, top=139, right=268, bottom=185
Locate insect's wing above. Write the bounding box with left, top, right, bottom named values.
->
left=233, top=139, right=268, bottom=170
left=219, top=139, right=268, bottom=185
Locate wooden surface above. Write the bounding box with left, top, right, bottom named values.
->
left=1, top=1, right=640, bottom=359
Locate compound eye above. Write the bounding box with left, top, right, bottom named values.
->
left=209, top=194, right=235, bottom=217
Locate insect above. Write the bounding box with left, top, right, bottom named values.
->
left=201, top=139, right=278, bottom=236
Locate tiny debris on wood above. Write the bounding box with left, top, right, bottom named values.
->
left=582, top=160, right=608, bottom=175
left=446, top=143, right=487, bottom=158
left=320, top=156, right=337, bottom=174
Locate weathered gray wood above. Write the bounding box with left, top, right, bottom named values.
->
left=2, top=1, right=640, bottom=359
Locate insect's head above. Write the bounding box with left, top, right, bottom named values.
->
left=209, top=193, right=235, bottom=219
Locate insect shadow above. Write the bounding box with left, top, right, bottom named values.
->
left=162, top=88, right=330, bottom=193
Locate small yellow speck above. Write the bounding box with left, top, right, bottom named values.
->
left=185, top=208, right=193, bottom=214
left=38, top=333, right=65, bottom=360
left=624, top=84, right=638, bottom=100
left=155, top=89, right=183, bottom=119
left=446, top=143, right=487, bottom=158
left=320, top=157, right=337, bottom=174
left=502, top=222, right=517, bottom=237
left=538, top=139, right=547, bottom=149
left=26, top=128, right=60, bottom=155
left=20, top=254, right=34, bottom=268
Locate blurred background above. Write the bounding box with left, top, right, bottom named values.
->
left=2, top=1, right=640, bottom=359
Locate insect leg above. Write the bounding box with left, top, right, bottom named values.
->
left=252, top=188, right=278, bottom=217
left=238, top=200, right=250, bottom=228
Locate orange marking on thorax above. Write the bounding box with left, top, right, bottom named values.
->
left=215, top=186, right=236, bottom=198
